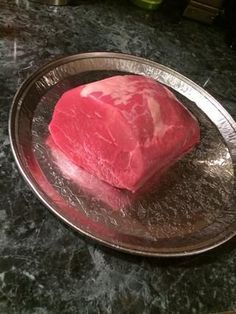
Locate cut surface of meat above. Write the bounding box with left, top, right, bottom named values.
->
left=46, top=136, right=132, bottom=210
left=49, top=75, right=200, bottom=192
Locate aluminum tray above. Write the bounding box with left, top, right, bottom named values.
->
left=9, top=52, right=236, bottom=257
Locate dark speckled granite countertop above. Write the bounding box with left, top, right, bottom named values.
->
left=1, top=0, right=236, bottom=313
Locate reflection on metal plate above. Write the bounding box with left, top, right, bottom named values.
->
left=9, top=52, right=236, bottom=257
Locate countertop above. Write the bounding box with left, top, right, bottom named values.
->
left=1, top=0, right=236, bottom=313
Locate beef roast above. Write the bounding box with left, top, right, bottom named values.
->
left=49, top=75, right=200, bottom=192
left=46, top=136, right=132, bottom=209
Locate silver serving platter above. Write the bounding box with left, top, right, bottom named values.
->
left=9, top=52, right=236, bottom=257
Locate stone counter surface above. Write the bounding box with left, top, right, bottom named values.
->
left=0, top=0, right=236, bottom=313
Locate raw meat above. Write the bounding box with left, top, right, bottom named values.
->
left=49, top=75, right=200, bottom=192
left=46, top=136, right=132, bottom=210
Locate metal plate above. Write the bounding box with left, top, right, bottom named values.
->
left=9, top=52, right=236, bottom=257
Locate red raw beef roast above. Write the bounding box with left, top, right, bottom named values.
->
left=49, top=75, right=200, bottom=192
